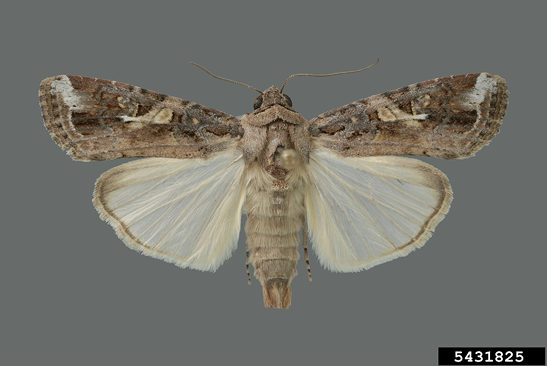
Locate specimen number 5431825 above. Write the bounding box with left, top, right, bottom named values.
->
left=39, top=61, right=508, bottom=308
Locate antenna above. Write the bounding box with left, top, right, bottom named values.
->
left=280, top=58, right=380, bottom=93
left=190, top=62, right=262, bottom=95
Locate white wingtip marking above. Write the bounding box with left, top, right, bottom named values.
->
left=468, top=73, right=497, bottom=104
left=50, top=76, right=83, bottom=128
left=50, top=76, right=79, bottom=107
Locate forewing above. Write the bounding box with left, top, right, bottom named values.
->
left=305, top=147, right=452, bottom=272
left=40, top=75, right=243, bottom=161
left=93, top=146, right=246, bottom=271
left=310, top=73, right=508, bottom=159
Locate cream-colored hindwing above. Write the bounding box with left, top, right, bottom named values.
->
left=93, top=145, right=246, bottom=271
left=305, top=146, right=452, bottom=272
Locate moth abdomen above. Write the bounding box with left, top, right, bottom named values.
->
left=245, top=194, right=302, bottom=309
left=244, top=164, right=306, bottom=309
left=246, top=219, right=300, bottom=309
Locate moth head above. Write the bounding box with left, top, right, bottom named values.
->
left=253, top=86, right=293, bottom=111
left=242, top=85, right=306, bottom=127
left=253, top=95, right=263, bottom=110
left=253, top=93, right=293, bottom=110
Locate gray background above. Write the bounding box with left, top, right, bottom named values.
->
left=2, top=1, right=545, bottom=365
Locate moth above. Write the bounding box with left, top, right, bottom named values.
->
left=39, top=63, right=508, bottom=308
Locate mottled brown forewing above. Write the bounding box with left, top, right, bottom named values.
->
left=40, top=75, right=243, bottom=161
left=310, top=73, right=508, bottom=159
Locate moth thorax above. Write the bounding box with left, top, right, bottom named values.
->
left=280, top=149, right=300, bottom=170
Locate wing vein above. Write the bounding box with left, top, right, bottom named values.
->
left=312, top=181, right=362, bottom=262
left=314, top=159, right=397, bottom=254
left=123, top=163, right=232, bottom=227
left=379, top=176, right=436, bottom=209
left=111, top=168, right=186, bottom=210
left=312, top=155, right=424, bottom=224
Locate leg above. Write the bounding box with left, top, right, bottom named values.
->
left=301, top=214, right=312, bottom=282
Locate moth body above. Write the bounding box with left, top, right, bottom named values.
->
left=241, top=86, right=310, bottom=308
